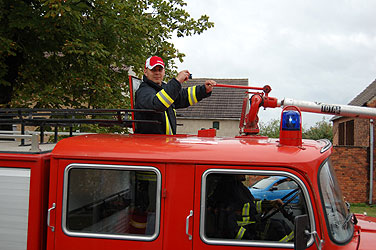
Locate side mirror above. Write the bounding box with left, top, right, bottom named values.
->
left=294, top=215, right=309, bottom=250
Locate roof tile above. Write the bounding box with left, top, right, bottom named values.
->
left=348, top=79, right=376, bottom=106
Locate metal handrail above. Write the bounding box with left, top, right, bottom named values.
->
left=0, top=108, right=160, bottom=145
left=0, top=134, right=40, bottom=152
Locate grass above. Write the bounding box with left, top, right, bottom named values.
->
left=350, top=203, right=376, bottom=218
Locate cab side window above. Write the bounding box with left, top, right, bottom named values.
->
left=63, top=165, right=160, bottom=240
left=204, top=172, right=310, bottom=245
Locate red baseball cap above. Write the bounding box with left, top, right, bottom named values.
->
left=145, top=56, right=165, bottom=69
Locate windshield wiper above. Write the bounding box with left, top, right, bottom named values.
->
left=342, top=213, right=354, bottom=228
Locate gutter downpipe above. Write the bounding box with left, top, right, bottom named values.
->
left=370, top=119, right=374, bottom=205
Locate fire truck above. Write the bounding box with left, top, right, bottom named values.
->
left=1, top=82, right=376, bottom=250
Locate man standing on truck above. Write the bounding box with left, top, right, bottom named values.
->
left=134, top=56, right=216, bottom=135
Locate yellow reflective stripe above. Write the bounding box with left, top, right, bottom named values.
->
left=188, top=86, right=198, bottom=106
left=235, top=227, right=246, bottom=240
left=242, top=203, right=250, bottom=217
left=237, top=203, right=255, bottom=226
left=165, top=112, right=173, bottom=135
left=256, top=201, right=262, bottom=213
left=279, top=231, right=294, bottom=242
left=130, top=219, right=147, bottom=229
left=157, top=89, right=174, bottom=108
left=136, top=172, right=157, bottom=181
left=237, top=219, right=255, bottom=226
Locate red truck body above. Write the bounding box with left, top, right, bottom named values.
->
left=1, top=131, right=376, bottom=250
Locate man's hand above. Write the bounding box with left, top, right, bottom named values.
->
left=205, top=80, right=216, bottom=93
left=176, top=70, right=191, bottom=83
left=261, top=199, right=283, bottom=212
left=270, top=199, right=283, bottom=208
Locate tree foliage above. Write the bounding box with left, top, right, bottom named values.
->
left=303, top=117, right=333, bottom=141
left=259, top=119, right=280, bottom=138
left=259, top=117, right=333, bottom=141
left=0, top=0, right=214, bottom=108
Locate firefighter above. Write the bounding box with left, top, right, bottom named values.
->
left=134, top=56, right=216, bottom=135
left=207, top=174, right=294, bottom=242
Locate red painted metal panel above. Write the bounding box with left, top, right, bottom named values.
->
left=0, top=152, right=51, bottom=250
left=162, top=163, right=195, bottom=250
left=52, top=134, right=331, bottom=168
left=345, top=214, right=376, bottom=250
left=49, top=158, right=165, bottom=250
left=46, top=156, right=59, bottom=250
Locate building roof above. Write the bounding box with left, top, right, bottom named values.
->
left=176, top=78, right=248, bottom=119
left=348, top=79, right=376, bottom=106
left=331, top=79, right=376, bottom=121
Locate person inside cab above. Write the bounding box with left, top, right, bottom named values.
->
left=206, top=174, right=294, bottom=242
left=134, top=56, right=216, bottom=135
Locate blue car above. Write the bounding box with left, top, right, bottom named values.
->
left=249, top=176, right=300, bottom=204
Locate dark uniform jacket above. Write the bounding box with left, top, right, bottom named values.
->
left=208, top=176, right=259, bottom=239
left=134, top=75, right=211, bottom=135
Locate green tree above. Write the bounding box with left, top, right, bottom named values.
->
left=259, top=117, right=333, bottom=141
left=259, top=119, right=280, bottom=138
left=303, top=117, right=333, bottom=142
left=0, top=0, right=214, bottom=109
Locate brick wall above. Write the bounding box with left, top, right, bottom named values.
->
left=332, top=118, right=371, bottom=147
left=356, top=119, right=371, bottom=146
left=331, top=146, right=376, bottom=203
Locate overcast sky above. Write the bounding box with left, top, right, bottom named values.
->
left=172, top=0, right=376, bottom=128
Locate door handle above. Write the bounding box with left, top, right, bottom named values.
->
left=186, top=210, right=193, bottom=240
left=47, top=203, right=56, bottom=232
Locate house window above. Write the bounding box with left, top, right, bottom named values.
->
left=338, top=120, right=354, bottom=146
left=346, top=120, right=354, bottom=145
left=213, top=121, right=220, bottom=130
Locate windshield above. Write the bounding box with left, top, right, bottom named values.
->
left=251, top=176, right=279, bottom=189
left=319, top=160, right=353, bottom=243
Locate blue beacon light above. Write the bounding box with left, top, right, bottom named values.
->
left=281, top=110, right=301, bottom=131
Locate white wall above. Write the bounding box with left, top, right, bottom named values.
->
left=176, top=118, right=240, bottom=137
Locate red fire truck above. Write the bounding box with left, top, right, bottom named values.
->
left=1, top=84, right=376, bottom=250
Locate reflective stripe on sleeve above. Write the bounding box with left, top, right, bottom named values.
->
left=165, top=111, right=173, bottom=135
left=235, top=227, right=246, bottom=240
left=256, top=201, right=262, bottom=214
left=242, top=203, right=250, bottom=217
left=188, top=86, right=198, bottom=106
left=157, top=89, right=174, bottom=108
left=237, top=203, right=255, bottom=226
left=279, top=231, right=294, bottom=242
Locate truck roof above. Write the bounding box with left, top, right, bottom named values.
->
left=52, top=134, right=331, bottom=169
left=0, top=139, right=56, bottom=154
